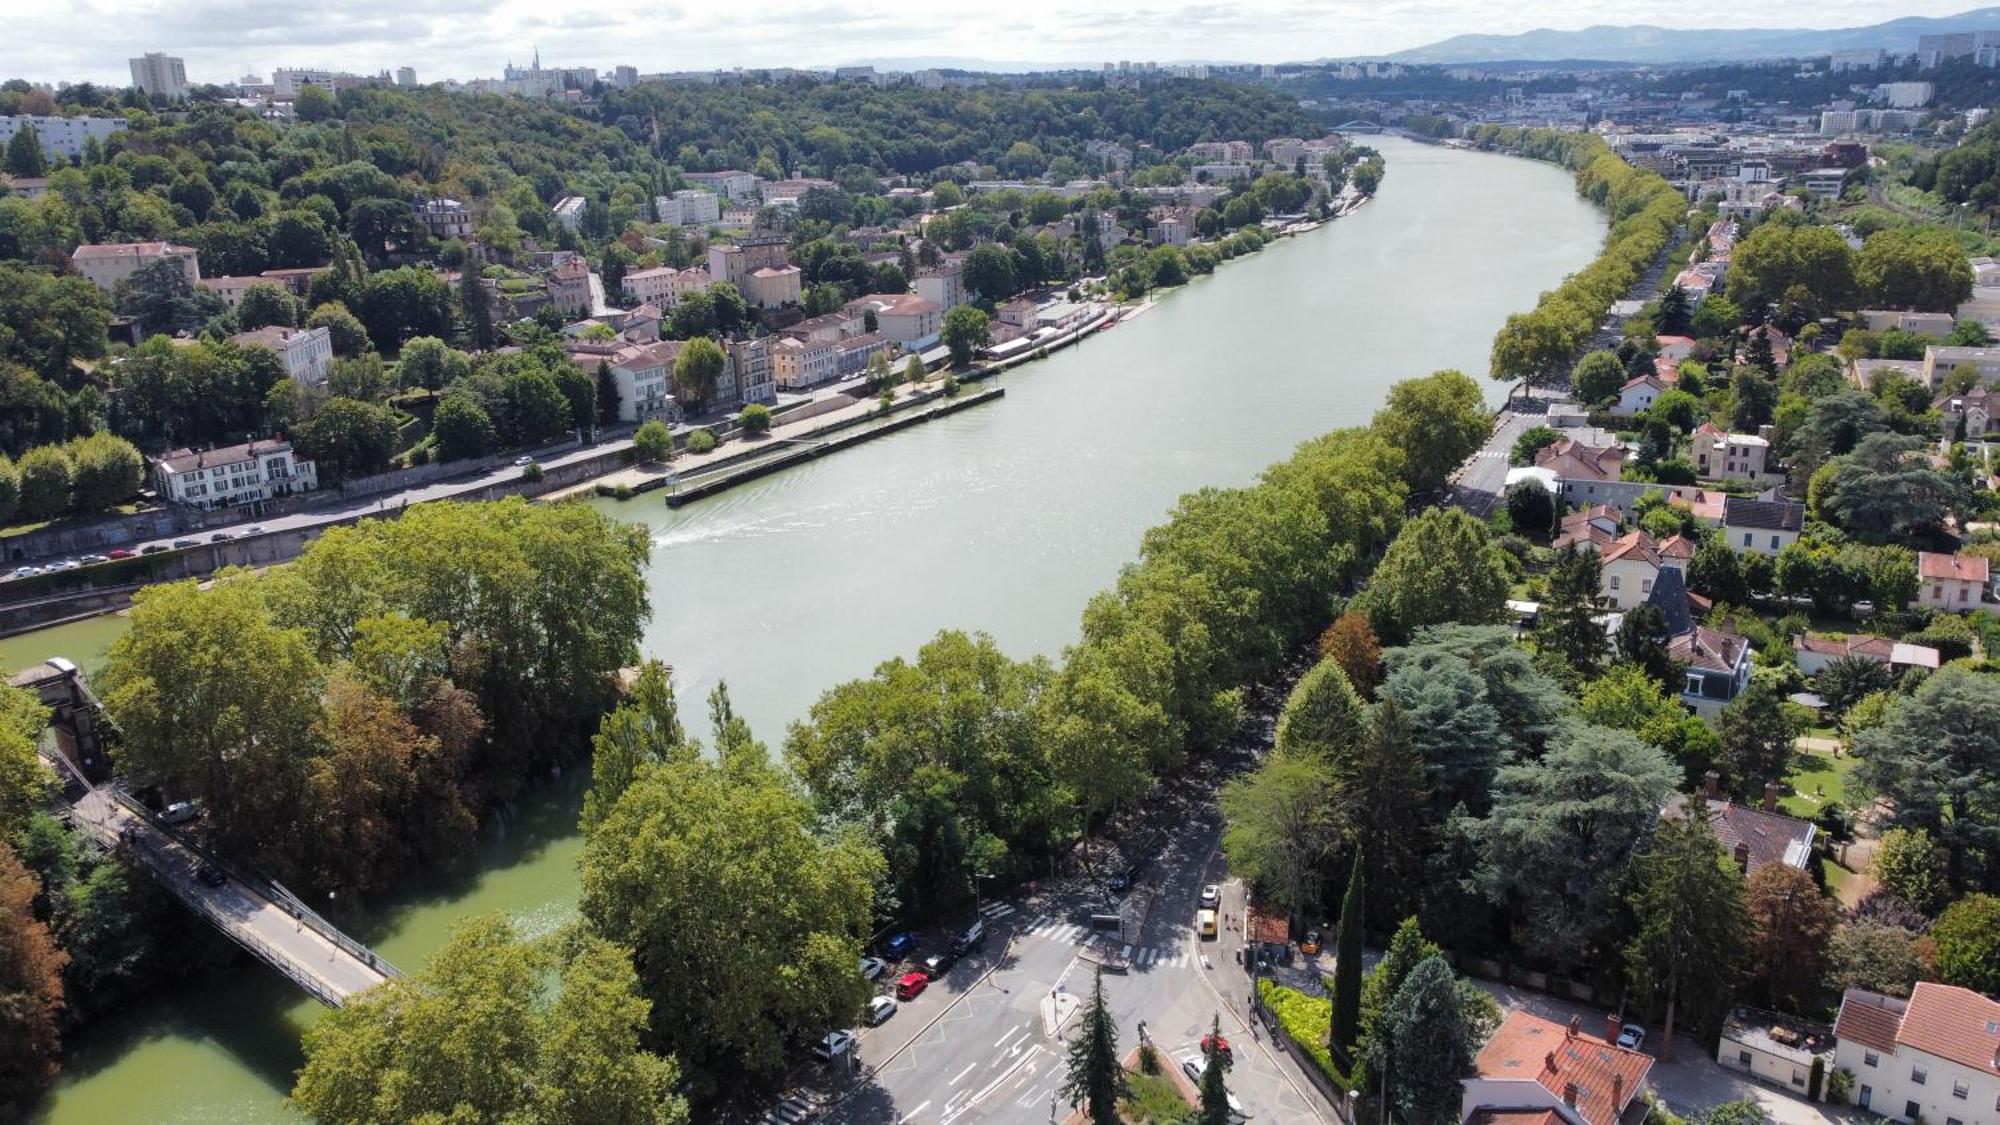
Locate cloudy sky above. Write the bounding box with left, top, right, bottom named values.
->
left=0, top=0, right=1975, bottom=86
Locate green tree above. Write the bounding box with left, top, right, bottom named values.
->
left=292, top=915, right=689, bottom=1125
left=1624, top=811, right=1750, bottom=1060
left=295, top=397, right=397, bottom=482
left=1381, top=957, right=1478, bottom=1125
left=307, top=301, right=373, bottom=357
left=672, top=337, right=725, bottom=414
left=1505, top=480, right=1555, bottom=536
left=1716, top=680, right=1797, bottom=797
left=1856, top=227, right=1974, bottom=313
left=1852, top=667, right=2000, bottom=890
left=396, top=336, right=460, bottom=395
left=5, top=122, right=46, bottom=177
left=65, top=432, right=143, bottom=511
left=1370, top=369, right=1490, bottom=495
left=1535, top=546, right=1605, bottom=678
left=1341, top=700, right=1431, bottom=927
left=738, top=402, right=771, bottom=435
left=1275, top=657, right=1365, bottom=763
left=1355, top=916, right=1440, bottom=1091
left=1220, top=755, right=1338, bottom=924
left=0, top=685, right=49, bottom=839
left=942, top=304, right=990, bottom=367
left=1931, top=894, right=2000, bottom=994
left=1828, top=920, right=1926, bottom=998
left=1063, top=968, right=1125, bottom=1124
left=458, top=266, right=496, bottom=351
left=15, top=444, right=72, bottom=521
left=236, top=283, right=297, bottom=331
left=632, top=419, right=673, bottom=462
left=1360, top=508, right=1510, bottom=644
left=1870, top=828, right=1950, bottom=916
left=293, top=84, right=336, bottom=122
left=0, top=455, right=18, bottom=525
left=432, top=393, right=496, bottom=462
left=1508, top=424, right=1561, bottom=467
left=1614, top=602, right=1681, bottom=687
left=578, top=733, right=881, bottom=1104
left=1572, top=350, right=1627, bottom=404
left=581, top=661, right=687, bottom=836
left=117, top=255, right=220, bottom=337
left=1476, top=722, right=1677, bottom=967
left=1330, top=849, right=1365, bottom=1060
left=1380, top=654, right=1503, bottom=816
left=1198, top=1014, right=1232, bottom=1125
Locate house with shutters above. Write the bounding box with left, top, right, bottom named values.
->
left=1832, top=983, right=2000, bottom=1125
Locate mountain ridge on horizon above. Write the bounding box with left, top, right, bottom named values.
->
left=1387, top=6, right=2000, bottom=64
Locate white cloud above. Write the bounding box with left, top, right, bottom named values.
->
left=0, top=0, right=1969, bottom=85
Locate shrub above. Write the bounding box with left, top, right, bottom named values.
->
left=521, top=462, right=543, bottom=482
left=739, top=403, right=772, bottom=435
left=942, top=374, right=961, bottom=397
left=1257, top=979, right=1348, bottom=1090
left=687, top=429, right=718, bottom=455
left=632, top=419, right=673, bottom=462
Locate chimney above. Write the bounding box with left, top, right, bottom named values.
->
left=1704, top=771, right=1721, bottom=800
left=1606, top=1014, right=1623, bottom=1045
left=1545, top=1050, right=1558, bottom=1074
left=1563, top=1082, right=1579, bottom=1107
left=1568, top=1014, right=1581, bottom=1038
left=1614, top=1074, right=1626, bottom=1107
left=1763, top=782, right=1781, bottom=812
left=1733, top=842, right=1751, bottom=871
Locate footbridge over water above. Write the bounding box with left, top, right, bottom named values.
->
left=13, top=658, right=401, bottom=1007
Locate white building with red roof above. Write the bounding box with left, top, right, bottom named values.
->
left=1914, top=552, right=1992, bottom=613
left=1833, top=983, right=2000, bottom=1125
left=1462, top=1011, right=1653, bottom=1125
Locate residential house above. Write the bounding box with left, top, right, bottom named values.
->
left=548, top=258, right=591, bottom=317
left=623, top=265, right=709, bottom=308
left=1914, top=551, right=1991, bottom=612
left=846, top=293, right=942, bottom=349
left=682, top=170, right=758, bottom=203
left=654, top=189, right=721, bottom=227
left=1459, top=1011, right=1653, bottom=1125
left=412, top=197, right=472, bottom=240
left=620, top=304, right=661, bottom=343
left=1535, top=438, right=1630, bottom=506
left=915, top=261, right=969, bottom=310
left=1831, top=983, right=2000, bottom=1124
left=760, top=177, right=836, bottom=205
left=153, top=439, right=318, bottom=511
left=1691, top=423, right=1777, bottom=485
left=1716, top=1008, right=1834, bottom=1098
left=1854, top=357, right=1927, bottom=392
left=834, top=332, right=894, bottom=377
left=1792, top=633, right=1941, bottom=677
left=726, top=337, right=778, bottom=406
left=0, top=114, right=123, bottom=161
left=743, top=264, right=802, bottom=309
left=1923, top=346, right=2000, bottom=391
left=1668, top=623, right=1754, bottom=716
left=606, top=341, right=681, bottom=424
left=1722, top=496, right=1804, bottom=557
left=551, top=195, right=587, bottom=232
left=70, top=241, right=201, bottom=293
left=786, top=311, right=861, bottom=344
left=230, top=325, right=334, bottom=386
left=1600, top=531, right=1667, bottom=612
left=771, top=334, right=839, bottom=390
left=1666, top=773, right=1815, bottom=871
left=1742, top=324, right=1792, bottom=368
left=1861, top=310, right=1957, bottom=338
left=707, top=235, right=790, bottom=289
left=199, top=275, right=269, bottom=310
left=1937, top=384, right=2000, bottom=440
left=1613, top=373, right=1672, bottom=418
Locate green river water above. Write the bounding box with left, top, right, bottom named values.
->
left=8, top=137, right=1605, bottom=1123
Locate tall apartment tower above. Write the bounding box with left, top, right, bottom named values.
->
left=129, top=53, right=190, bottom=100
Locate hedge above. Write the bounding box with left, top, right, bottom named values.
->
left=1258, top=978, right=1349, bottom=1092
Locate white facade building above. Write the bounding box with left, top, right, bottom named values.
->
left=0, top=115, right=124, bottom=162
left=69, top=241, right=200, bottom=293
left=551, top=195, right=587, bottom=231
left=1833, top=984, right=2000, bottom=1125
left=231, top=325, right=334, bottom=387
left=153, top=439, right=318, bottom=510
left=129, top=53, right=189, bottom=100
left=608, top=341, right=681, bottom=424
left=681, top=170, right=757, bottom=203
left=654, top=189, right=720, bottom=227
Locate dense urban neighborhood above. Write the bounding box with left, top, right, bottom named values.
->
left=0, top=17, right=1998, bottom=1125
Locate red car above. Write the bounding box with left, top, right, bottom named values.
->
left=1201, top=1033, right=1233, bottom=1065
left=106, top=548, right=134, bottom=560
left=896, top=971, right=929, bottom=1001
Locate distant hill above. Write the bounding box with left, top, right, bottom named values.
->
left=1388, top=7, right=2000, bottom=64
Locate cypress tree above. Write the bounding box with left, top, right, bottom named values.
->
left=459, top=266, right=496, bottom=351
left=1330, top=847, right=1365, bottom=1063
left=1198, top=1014, right=1232, bottom=1125
left=1062, top=968, right=1124, bottom=1123
left=5, top=123, right=47, bottom=178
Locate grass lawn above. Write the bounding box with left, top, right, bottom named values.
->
left=1121, top=1070, right=1195, bottom=1124
left=1780, top=746, right=1857, bottom=819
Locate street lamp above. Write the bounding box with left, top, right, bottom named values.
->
left=972, top=872, right=995, bottom=918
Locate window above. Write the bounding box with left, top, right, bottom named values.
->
left=1609, top=576, right=1621, bottom=590
left=1905, top=1103, right=1921, bottom=1122
left=1864, top=1051, right=1879, bottom=1068
left=1791, top=1069, right=1805, bottom=1087
left=1742, top=532, right=1753, bottom=547
left=1948, top=1118, right=1964, bottom=1125
left=1686, top=674, right=1703, bottom=696
left=1641, top=579, right=1653, bottom=594
left=1952, top=1082, right=1968, bottom=1100
left=1770, top=535, right=1781, bottom=550
left=1912, top=1067, right=1927, bottom=1085
left=1738, top=1051, right=1753, bottom=1066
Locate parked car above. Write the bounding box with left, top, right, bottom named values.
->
left=858, top=956, right=887, bottom=982
left=1200, top=1032, right=1233, bottom=1064
left=242, top=526, right=264, bottom=535
left=895, top=971, right=929, bottom=1001
left=106, top=548, right=134, bottom=559
left=53, top=559, right=80, bottom=570
left=513, top=455, right=534, bottom=466
left=11, top=566, right=40, bottom=578
left=1200, top=883, right=1221, bottom=908
left=1178, top=1057, right=1248, bottom=1120
left=880, top=932, right=915, bottom=959
left=171, top=538, right=198, bottom=549
left=79, top=554, right=109, bottom=565
left=866, top=996, right=897, bottom=1026
left=1616, top=1024, right=1645, bottom=1050
left=209, top=531, right=233, bottom=542
left=195, top=863, right=227, bottom=887
left=811, top=1030, right=854, bottom=1062
left=922, top=951, right=955, bottom=979
left=140, top=544, right=168, bottom=555
left=160, top=800, right=200, bottom=825
left=952, top=920, right=985, bottom=954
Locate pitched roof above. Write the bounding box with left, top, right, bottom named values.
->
left=230, top=325, right=317, bottom=350
left=70, top=241, right=196, bottom=260
left=1918, top=551, right=1989, bottom=583
left=1646, top=566, right=1696, bottom=636
left=1835, top=990, right=1906, bottom=1055
left=1898, top=982, right=2000, bottom=1077
left=1662, top=794, right=1815, bottom=872
left=1721, top=495, right=1804, bottom=533
left=1668, top=623, right=1749, bottom=675
left=1535, top=438, right=1626, bottom=483
left=156, top=439, right=296, bottom=475
left=1656, top=534, right=1696, bottom=562
left=1602, top=530, right=1662, bottom=568
left=1473, top=1011, right=1652, bottom=1125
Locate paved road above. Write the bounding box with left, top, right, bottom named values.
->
left=819, top=801, right=1332, bottom=1124
left=66, top=785, right=391, bottom=1004
left=1451, top=409, right=1541, bottom=518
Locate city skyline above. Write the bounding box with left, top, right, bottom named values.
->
left=1, top=0, right=1984, bottom=87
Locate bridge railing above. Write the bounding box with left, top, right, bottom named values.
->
left=106, top=787, right=402, bottom=985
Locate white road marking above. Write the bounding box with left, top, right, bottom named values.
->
left=898, top=1101, right=930, bottom=1122
left=995, top=1025, right=1029, bottom=1051
left=949, top=1062, right=976, bottom=1086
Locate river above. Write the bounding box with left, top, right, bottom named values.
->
left=17, top=137, right=1604, bottom=1123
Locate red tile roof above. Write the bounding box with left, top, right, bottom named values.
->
left=1835, top=990, right=1907, bottom=1055
left=1602, top=530, right=1663, bottom=568
left=1474, top=1012, right=1652, bottom=1125
left=1469, top=1111, right=1565, bottom=1125
left=1918, top=551, right=1990, bottom=583
left=1899, top=982, right=2000, bottom=1077
left=1661, top=795, right=1814, bottom=872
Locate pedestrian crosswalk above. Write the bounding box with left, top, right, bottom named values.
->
left=1010, top=913, right=1191, bottom=968
left=976, top=901, right=1017, bottom=921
